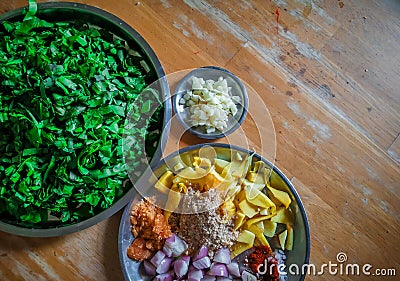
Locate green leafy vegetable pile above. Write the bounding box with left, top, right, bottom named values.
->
left=0, top=0, right=163, bottom=226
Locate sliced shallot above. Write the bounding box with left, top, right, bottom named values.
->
left=201, top=274, right=217, bottom=281
left=226, top=262, right=241, bottom=277
left=164, top=234, right=188, bottom=257
left=208, top=263, right=229, bottom=277
left=142, top=260, right=156, bottom=276
left=173, top=256, right=190, bottom=278
left=150, top=250, right=166, bottom=267
left=192, top=256, right=211, bottom=269
left=156, top=257, right=173, bottom=274
left=193, top=244, right=208, bottom=261
left=213, top=248, right=231, bottom=265
left=188, top=266, right=204, bottom=281
left=153, top=272, right=174, bottom=281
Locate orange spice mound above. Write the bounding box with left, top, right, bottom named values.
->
left=127, top=197, right=172, bottom=261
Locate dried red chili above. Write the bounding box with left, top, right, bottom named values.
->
left=246, top=245, right=279, bottom=281
left=275, top=8, right=280, bottom=35
left=247, top=245, right=271, bottom=273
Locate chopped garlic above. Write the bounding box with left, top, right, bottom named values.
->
left=183, top=76, right=240, bottom=133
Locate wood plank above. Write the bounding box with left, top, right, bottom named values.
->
left=388, top=134, right=400, bottom=163
left=304, top=0, right=400, bottom=150
left=149, top=0, right=243, bottom=67
left=319, top=24, right=400, bottom=147
left=292, top=178, right=399, bottom=281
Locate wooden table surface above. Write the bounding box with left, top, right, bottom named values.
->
left=0, top=0, right=399, bottom=280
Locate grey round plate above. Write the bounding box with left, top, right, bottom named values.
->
left=118, top=143, right=310, bottom=281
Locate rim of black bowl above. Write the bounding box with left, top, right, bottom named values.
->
left=172, top=66, right=249, bottom=140
left=0, top=2, right=172, bottom=237
left=119, top=143, right=310, bottom=281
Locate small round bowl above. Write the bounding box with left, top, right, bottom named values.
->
left=119, top=143, right=310, bottom=281
left=173, top=66, right=248, bottom=139
left=0, top=2, right=171, bottom=237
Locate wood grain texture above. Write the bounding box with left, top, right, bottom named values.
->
left=0, top=0, right=399, bottom=280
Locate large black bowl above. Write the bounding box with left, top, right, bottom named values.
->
left=0, top=2, right=171, bottom=237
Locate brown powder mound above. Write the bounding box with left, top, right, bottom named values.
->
left=127, top=237, right=153, bottom=261
left=171, top=208, right=238, bottom=258
left=127, top=197, right=172, bottom=261
left=169, top=189, right=238, bottom=258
